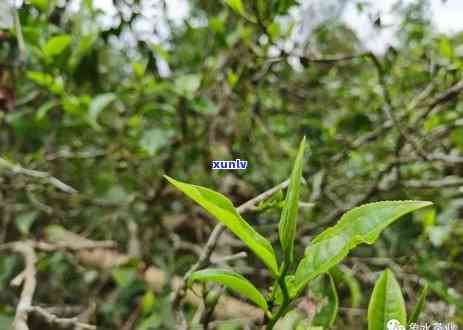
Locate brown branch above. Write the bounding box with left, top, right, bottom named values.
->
left=7, top=242, right=37, bottom=330
left=0, top=241, right=99, bottom=330
left=427, top=152, right=463, bottom=164
left=300, top=52, right=369, bottom=64
left=366, top=52, right=428, bottom=160
left=31, top=240, right=117, bottom=252
left=0, top=157, right=77, bottom=194
left=403, top=176, right=463, bottom=188
left=418, top=79, right=463, bottom=122
left=28, top=306, right=96, bottom=330
left=309, top=161, right=397, bottom=231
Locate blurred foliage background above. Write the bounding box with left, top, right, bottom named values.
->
left=0, top=0, right=462, bottom=329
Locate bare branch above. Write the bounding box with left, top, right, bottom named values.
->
left=403, top=176, right=463, bottom=189
left=0, top=157, right=77, bottom=194
left=1, top=242, right=37, bottom=330
left=28, top=306, right=96, bottom=330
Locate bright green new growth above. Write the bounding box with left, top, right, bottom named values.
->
left=310, top=273, right=339, bottom=327
left=279, top=137, right=305, bottom=265
left=165, top=138, right=433, bottom=328
left=164, top=175, right=279, bottom=276
left=188, top=268, right=268, bottom=311
left=368, top=269, right=407, bottom=330
left=408, top=282, right=429, bottom=324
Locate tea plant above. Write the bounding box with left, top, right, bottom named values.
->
left=165, top=138, right=432, bottom=329
left=367, top=269, right=429, bottom=330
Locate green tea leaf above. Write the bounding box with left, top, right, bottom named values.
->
left=188, top=268, right=268, bottom=311
left=368, top=269, right=406, bottom=330
left=224, top=0, right=256, bottom=22
left=112, top=267, right=137, bottom=287
left=30, top=0, right=49, bottom=12
left=27, top=71, right=53, bottom=87
left=16, top=211, right=38, bottom=235
left=294, top=201, right=432, bottom=294
left=408, top=282, right=428, bottom=324
left=140, top=129, right=170, bottom=156
left=224, top=0, right=246, bottom=18
left=278, top=310, right=305, bottom=330
left=87, top=93, right=116, bottom=129
left=174, top=74, right=201, bottom=97
left=279, top=137, right=305, bottom=265
left=141, top=290, right=156, bottom=314
left=330, top=265, right=362, bottom=308
left=136, top=314, right=161, bottom=330
left=36, top=100, right=57, bottom=120
left=311, top=273, right=338, bottom=328
left=164, top=176, right=279, bottom=276
left=43, top=34, right=72, bottom=58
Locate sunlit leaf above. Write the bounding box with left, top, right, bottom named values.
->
left=279, top=136, right=305, bottom=265
left=87, top=93, right=116, bottom=130
left=188, top=268, right=268, bottom=311
left=43, top=34, right=72, bottom=58
left=224, top=0, right=256, bottom=22
left=294, top=201, right=432, bottom=295
left=408, top=282, right=428, bottom=324
left=30, top=0, right=49, bottom=12
left=311, top=273, right=338, bottom=328
left=368, top=269, right=406, bottom=330
left=164, top=175, right=279, bottom=276
left=36, top=100, right=58, bottom=120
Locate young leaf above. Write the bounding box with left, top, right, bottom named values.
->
left=87, top=93, right=116, bottom=130
left=279, top=310, right=305, bottom=330
left=408, top=282, right=428, bottom=324
left=188, top=268, right=268, bottom=311
left=43, top=34, right=72, bottom=58
left=311, top=273, right=339, bottom=328
left=368, top=269, right=406, bottom=330
left=224, top=0, right=256, bottom=22
left=164, top=176, right=279, bottom=276
left=330, top=265, right=362, bottom=308
left=279, top=137, right=305, bottom=265
left=294, top=201, right=432, bottom=294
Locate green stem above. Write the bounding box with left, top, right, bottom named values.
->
left=266, top=263, right=291, bottom=330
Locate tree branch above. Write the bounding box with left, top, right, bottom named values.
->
left=0, top=157, right=77, bottom=194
